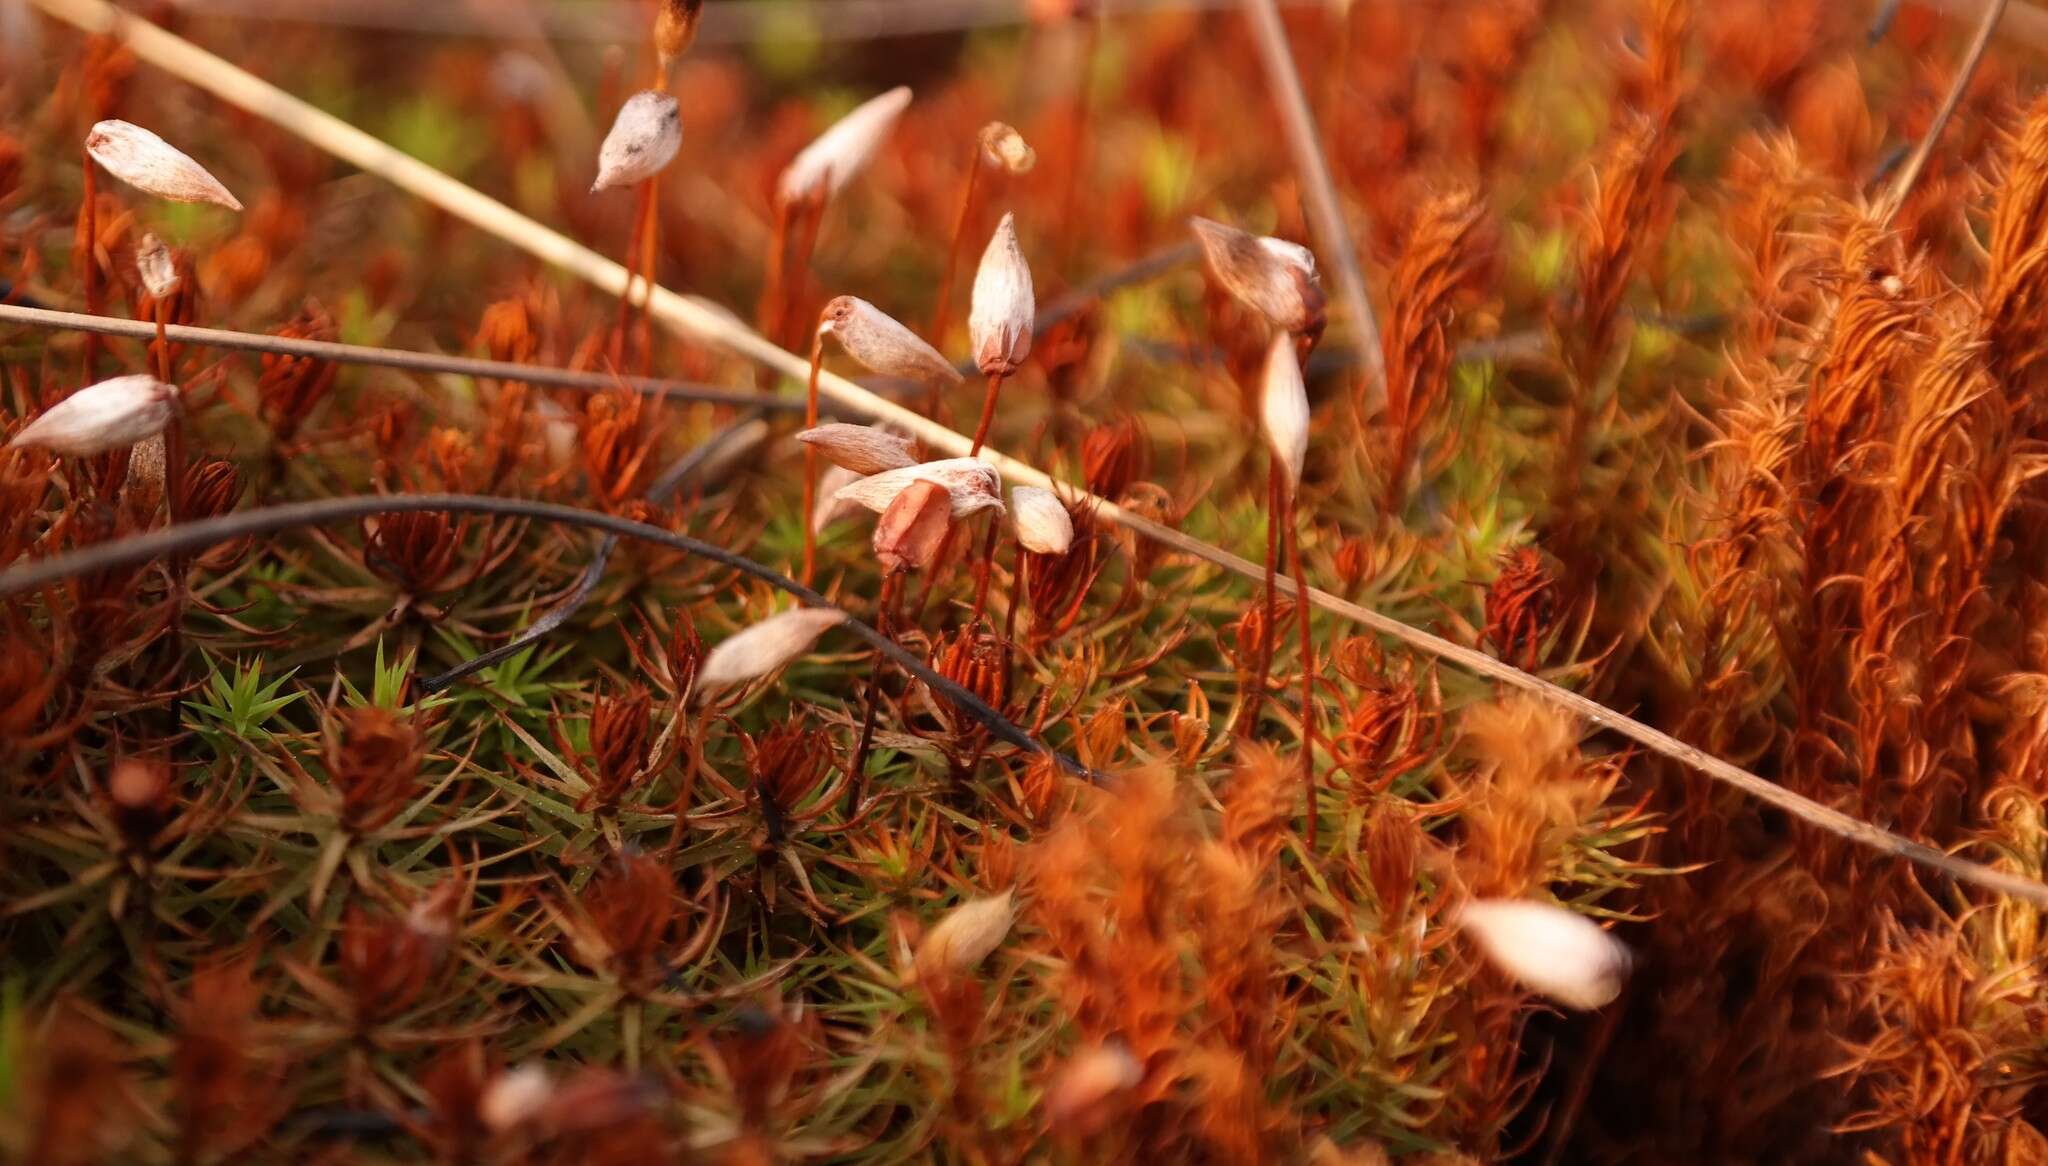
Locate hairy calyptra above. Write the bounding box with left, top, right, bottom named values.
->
left=1010, top=485, right=1074, bottom=555
left=778, top=86, right=913, bottom=203
left=969, top=213, right=1035, bottom=378
left=8, top=374, right=177, bottom=457
left=1259, top=335, right=1309, bottom=494
left=914, top=891, right=1016, bottom=981
left=1456, top=898, right=1632, bottom=1010
left=86, top=120, right=242, bottom=211
left=811, top=464, right=866, bottom=533
left=696, top=607, right=847, bottom=696
left=478, top=1065, right=552, bottom=1133
left=592, top=91, right=682, bottom=192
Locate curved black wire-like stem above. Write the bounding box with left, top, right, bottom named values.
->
left=418, top=412, right=769, bottom=692
left=0, top=493, right=1101, bottom=785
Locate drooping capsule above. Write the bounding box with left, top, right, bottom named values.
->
left=796, top=422, right=919, bottom=476
left=1189, top=215, right=1324, bottom=336
left=834, top=458, right=1004, bottom=519
left=818, top=296, right=962, bottom=387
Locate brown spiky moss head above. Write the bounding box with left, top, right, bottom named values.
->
left=172, top=955, right=287, bottom=1161
left=569, top=852, right=681, bottom=990
left=362, top=511, right=465, bottom=597
left=476, top=295, right=538, bottom=365
left=584, top=685, right=654, bottom=808
left=579, top=389, right=662, bottom=507
left=257, top=304, right=339, bottom=444
left=337, top=902, right=451, bottom=1025
left=1483, top=546, right=1557, bottom=671
left=1081, top=414, right=1148, bottom=502
left=746, top=721, right=834, bottom=838
left=327, top=706, right=424, bottom=835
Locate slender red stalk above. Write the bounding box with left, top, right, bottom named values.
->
left=759, top=194, right=823, bottom=349
left=154, top=300, right=171, bottom=384
left=1243, top=462, right=1281, bottom=729
left=1003, top=535, right=1026, bottom=648
left=787, top=198, right=824, bottom=346
left=79, top=147, right=99, bottom=381
left=801, top=328, right=825, bottom=586
left=969, top=511, right=1001, bottom=624
left=931, top=151, right=983, bottom=351
left=1284, top=484, right=1317, bottom=845
left=633, top=172, right=663, bottom=377
left=613, top=179, right=654, bottom=368
left=158, top=297, right=187, bottom=587
left=968, top=371, right=1005, bottom=457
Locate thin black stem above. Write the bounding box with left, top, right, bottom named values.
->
left=0, top=494, right=1101, bottom=785
left=0, top=303, right=802, bottom=411
left=847, top=571, right=901, bottom=815
left=418, top=408, right=763, bottom=691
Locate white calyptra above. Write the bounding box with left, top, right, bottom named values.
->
left=1188, top=216, right=1323, bottom=335
left=8, top=375, right=178, bottom=457
left=695, top=607, right=847, bottom=696
left=811, top=464, right=867, bottom=534
left=1259, top=335, right=1309, bottom=494
left=591, top=91, right=682, bottom=192
left=914, top=892, right=1016, bottom=980
left=818, top=296, right=962, bottom=387
left=1456, top=898, right=1632, bottom=1010
left=796, top=423, right=918, bottom=476
left=478, top=1065, right=553, bottom=1132
left=1042, top=1043, right=1144, bottom=1127
left=136, top=233, right=179, bottom=300
left=777, top=86, right=913, bottom=203
left=969, top=213, right=1034, bottom=377
left=1010, top=485, right=1074, bottom=555
left=86, top=120, right=242, bottom=211
left=834, top=458, right=1003, bottom=519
